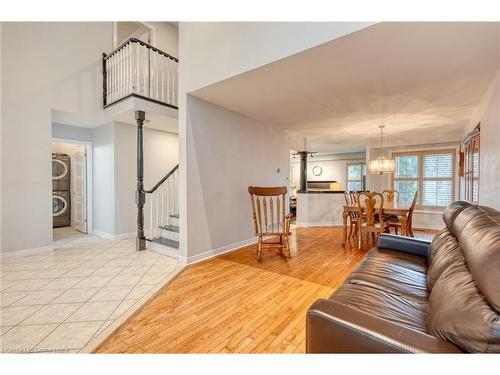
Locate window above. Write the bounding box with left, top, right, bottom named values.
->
left=463, top=127, right=480, bottom=203
left=346, top=162, right=366, bottom=191
left=392, top=150, right=456, bottom=209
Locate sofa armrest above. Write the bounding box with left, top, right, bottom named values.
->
left=376, top=234, right=430, bottom=257
left=306, top=299, right=462, bottom=353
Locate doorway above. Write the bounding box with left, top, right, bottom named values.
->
left=51, top=139, right=92, bottom=236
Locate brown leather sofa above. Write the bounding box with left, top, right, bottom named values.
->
left=306, top=201, right=500, bottom=353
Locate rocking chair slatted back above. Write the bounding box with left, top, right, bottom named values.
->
left=248, top=186, right=289, bottom=235
left=248, top=186, right=292, bottom=262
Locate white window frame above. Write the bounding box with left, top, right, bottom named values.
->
left=463, top=129, right=480, bottom=204
left=391, top=149, right=456, bottom=210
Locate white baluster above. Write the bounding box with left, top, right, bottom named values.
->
left=118, top=51, right=121, bottom=100
left=135, top=43, right=139, bottom=94
left=127, top=43, right=132, bottom=96
left=167, top=59, right=170, bottom=105
left=156, top=188, right=160, bottom=234
left=113, top=54, right=118, bottom=102
left=175, top=169, right=179, bottom=215
left=162, top=184, right=166, bottom=227
left=161, top=57, right=165, bottom=103
left=105, top=56, right=110, bottom=105
left=109, top=55, right=113, bottom=103
left=174, top=60, right=178, bottom=106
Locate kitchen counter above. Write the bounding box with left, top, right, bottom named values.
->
left=296, top=191, right=346, bottom=227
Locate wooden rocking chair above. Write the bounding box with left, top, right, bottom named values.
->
left=248, top=186, right=292, bottom=262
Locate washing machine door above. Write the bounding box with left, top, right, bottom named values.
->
left=52, top=159, right=68, bottom=180
left=53, top=195, right=68, bottom=216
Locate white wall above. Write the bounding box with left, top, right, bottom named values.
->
left=463, top=69, right=500, bottom=209
left=52, top=123, right=93, bottom=142
left=92, top=123, right=115, bottom=236
left=290, top=152, right=365, bottom=190
left=148, top=22, right=178, bottom=58
left=184, top=96, right=289, bottom=261
left=1, top=22, right=113, bottom=254
left=179, top=22, right=374, bottom=93
left=113, top=122, right=179, bottom=235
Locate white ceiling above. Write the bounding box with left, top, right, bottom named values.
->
left=191, top=22, right=500, bottom=153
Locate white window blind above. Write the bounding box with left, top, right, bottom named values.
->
left=346, top=163, right=365, bottom=191
left=392, top=150, right=456, bottom=209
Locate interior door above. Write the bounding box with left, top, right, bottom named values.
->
left=72, top=150, right=87, bottom=233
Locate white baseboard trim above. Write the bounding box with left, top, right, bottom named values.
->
left=296, top=221, right=342, bottom=228
left=186, top=237, right=257, bottom=265
left=113, top=232, right=136, bottom=240
left=147, top=241, right=180, bottom=260
left=92, top=230, right=115, bottom=240
left=1, top=244, right=54, bottom=259
left=93, top=231, right=135, bottom=241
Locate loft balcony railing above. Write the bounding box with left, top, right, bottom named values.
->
left=102, top=38, right=179, bottom=109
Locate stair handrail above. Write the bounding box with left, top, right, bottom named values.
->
left=144, top=164, right=179, bottom=194
left=104, top=37, right=179, bottom=63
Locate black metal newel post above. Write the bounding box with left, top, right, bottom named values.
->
left=135, top=110, right=146, bottom=251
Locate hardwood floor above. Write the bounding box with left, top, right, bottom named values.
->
left=95, top=227, right=433, bottom=353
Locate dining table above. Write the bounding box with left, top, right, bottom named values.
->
left=342, top=200, right=413, bottom=248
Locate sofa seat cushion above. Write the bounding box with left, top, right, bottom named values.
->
left=329, top=283, right=428, bottom=333
left=345, top=248, right=429, bottom=302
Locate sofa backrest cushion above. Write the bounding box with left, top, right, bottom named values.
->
left=442, top=201, right=472, bottom=235
left=427, top=253, right=500, bottom=353
left=454, top=206, right=500, bottom=312
left=428, top=228, right=452, bottom=264
left=427, top=229, right=461, bottom=290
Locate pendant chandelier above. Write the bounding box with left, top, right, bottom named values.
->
left=368, top=125, right=396, bottom=175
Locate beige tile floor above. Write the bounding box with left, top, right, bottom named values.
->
left=0, top=227, right=182, bottom=353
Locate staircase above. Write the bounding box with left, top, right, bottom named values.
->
left=145, top=164, right=179, bottom=252
left=156, top=215, right=180, bottom=249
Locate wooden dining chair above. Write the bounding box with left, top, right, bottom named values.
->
left=382, top=189, right=400, bottom=221
left=248, top=186, right=292, bottom=262
left=344, top=191, right=360, bottom=241
left=389, top=191, right=418, bottom=237
left=356, top=192, right=390, bottom=248
left=382, top=189, right=400, bottom=202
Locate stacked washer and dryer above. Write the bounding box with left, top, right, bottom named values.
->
left=52, top=153, right=71, bottom=227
